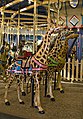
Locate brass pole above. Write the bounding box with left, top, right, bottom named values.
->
left=17, top=9, right=20, bottom=47
left=1, top=7, right=5, bottom=45
left=9, top=20, right=12, bottom=46
left=47, top=0, right=51, bottom=30
left=7, top=20, right=9, bottom=44
left=64, top=2, right=68, bottom=27
left=33, top=0, right=37, bottom=54
left=57, top=9, right=59, bottom=26
left=56, top=0, right=60, bottom=26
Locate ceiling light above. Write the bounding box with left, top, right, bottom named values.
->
left=28, top=0, right=32, bottom=4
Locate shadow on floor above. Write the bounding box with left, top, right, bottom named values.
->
left=0, top=112, right=25, bottom=119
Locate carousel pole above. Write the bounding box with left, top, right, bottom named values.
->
left=17, top=9, right=20, bottom=48
left=56, top=0, right=60, bottom=26
left=45, top=0, right=51, bottom=97
left=9, top=20, right=12, bottom=47
left=31, top=0, right=37, bottom=107
left=81, top=0, right=83, bottom=25
left=47, top=0, right=51, bottom=30
left=33, top=0, right=37, bottom=54
left=64, top=1, right=68, bottom=27
left=1, top=7, right=5, bottom=46
left=54, top=0, right=60, bottom=90
left=7, top=20, right=10, bottom=45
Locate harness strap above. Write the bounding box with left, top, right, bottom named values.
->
left=32, top=57, right=48, bottom=68
left=48, top=64, right=57, bottom=67
left=48, top=56, right=58, bottom=66
left=32, top=68, right=47, bottom=71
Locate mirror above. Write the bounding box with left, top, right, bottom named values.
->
left=69, top=0, right=79, bottom=8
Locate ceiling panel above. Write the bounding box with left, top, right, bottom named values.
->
left=0, top=0, right=82, bottom=28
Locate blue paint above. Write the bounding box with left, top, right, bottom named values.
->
left=82, top=0, right=83, bottom=25
left=68, top=28, right=83, bottom=61
left=15, top=65, right=21, bottom=71
left=82, top=16, right=83, bottom=25
left=76, top=29, right=83, bottom=61
left=68, top=38, right=77, bottom=56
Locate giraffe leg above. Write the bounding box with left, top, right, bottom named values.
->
left=56, top=71, right=64, bottom=93
left=20, top=75, right=26, bottom=96
left=47, top=74, right=55, bottom=101
left=26, top=76, right=30, bottom=94
left=4, top=76, right=14, bottom=105
left=34, top=73, right=45, bottom=114
left=34, top=84, right=38, bottom=108
left=17, top=75, right=25, bottom=104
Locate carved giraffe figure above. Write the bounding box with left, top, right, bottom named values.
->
left=4, top=26, right=62, bottom=114
left=46, top=31, right=79, bottom=100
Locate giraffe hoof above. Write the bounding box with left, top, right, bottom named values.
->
left=39, top=110, right=45, bottom=114
left=56, top=88, right=60, bottom=90
left=34, top=91, right=35, bottom=95
left=34, top=106, right=38, bottom=109
left=51, top=98, right=55, bottom=101
left=60, top=90, right=64, bottom=93
left=5, top=101, right=10, bottom=106
left=20, top=101, right=25, bottom=104
left=22, top=92, right=26, bottom=96
left=46, top=95, right=50, bottom=98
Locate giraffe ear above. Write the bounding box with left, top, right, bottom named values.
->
left=66, top=30, right=74, bottom=36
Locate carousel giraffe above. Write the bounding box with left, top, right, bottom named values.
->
left=4, top=26, right=62, bottom=114
left=46, top=30, right=79, bottom=101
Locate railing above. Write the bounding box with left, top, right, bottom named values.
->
left=61, top=58, right=83, bottom=82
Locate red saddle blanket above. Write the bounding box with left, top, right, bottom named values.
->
left=18, top=52, right=32, bottom=59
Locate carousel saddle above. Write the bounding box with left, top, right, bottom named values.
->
left=16, top=58, right=30, bottom=69
left=9, top=59, right=32, bottom=74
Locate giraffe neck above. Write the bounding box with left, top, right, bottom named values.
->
left=49, top=31, right=74, bottom=62
left=48, top=30, right=65, bottom=58
left=58, top=37, right=69, bottom=59
left=55, top=33, right=79, bottom=61
left=48, top=30, right=72, bottom=64
left=33, top=27, right=60, bottom=65
left=47, top=32, right=78, bottom=71
left=49, top=31, right=62, bottom=56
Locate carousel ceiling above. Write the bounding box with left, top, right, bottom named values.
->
left=0, top=0, right=82, bottom=28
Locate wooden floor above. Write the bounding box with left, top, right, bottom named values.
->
left=0, top=80, right=83, bottom=119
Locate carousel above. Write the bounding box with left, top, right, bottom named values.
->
left=0, top=0, right=83, bottom=118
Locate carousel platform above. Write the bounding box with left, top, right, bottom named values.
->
left=0, top=79, right=83, bottom=119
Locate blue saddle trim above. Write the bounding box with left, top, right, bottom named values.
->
left=16, top=60, right=22, bottom=65
left=8, top=59, right=32, bottom=74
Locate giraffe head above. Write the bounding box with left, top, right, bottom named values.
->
left=66, top=33, right=79, bottom=40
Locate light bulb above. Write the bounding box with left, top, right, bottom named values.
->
left=28, top=0, right=31, bottom=4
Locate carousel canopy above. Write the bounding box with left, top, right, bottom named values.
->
left=0, top=0, right=82, bottom=29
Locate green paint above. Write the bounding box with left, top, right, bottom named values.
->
left=48, top=64, right=58, bottom=67
left=48, top=56, right=58, bottom=67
